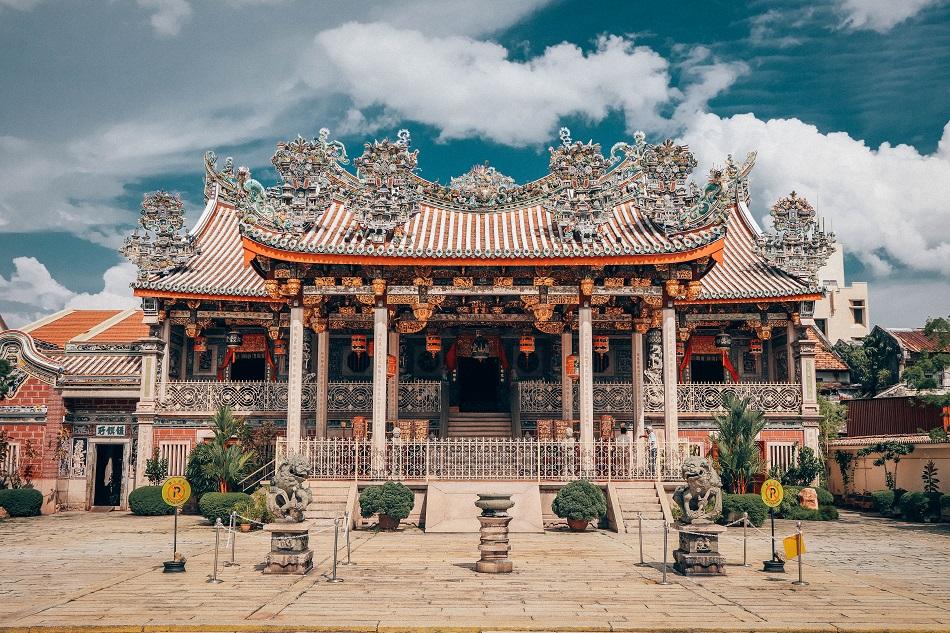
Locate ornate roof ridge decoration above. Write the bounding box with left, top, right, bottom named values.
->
left=756, top=191, right=835, bottom=281
left=546, top=127, right=617, bottom=244
left=121, top=191, right=197, bottom=282
left=447, top=162, right=517, bottom=208
left=348, top=129, right=419, bottom=244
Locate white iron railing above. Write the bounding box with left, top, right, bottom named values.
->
left=280, top=437, right=688, bottom=482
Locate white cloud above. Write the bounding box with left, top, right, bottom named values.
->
left=307, top=25, right=744, bottom=147
left=681, top=113, right=950, bottom=278
left=834, top=0, right=943, bottom=32
left=0, top=257, right=75, bottom=311
left=137, top=0, right=192, bottom=37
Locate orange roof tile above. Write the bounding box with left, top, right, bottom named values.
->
left=887, top=328, right=950, bottom=354
left=27, top=310, right=123, bottom=348
left=806, top=326, right=849, bottom=371
left=89, top=311, right=148, bottom=343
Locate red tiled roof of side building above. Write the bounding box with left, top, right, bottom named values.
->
left=806, top=326, right=850, bottom=371
left=887, top=328, right=950, bottom=354
left=89, top=311, right=148, bottom=342
left=25, top=310, right=123, bottom=348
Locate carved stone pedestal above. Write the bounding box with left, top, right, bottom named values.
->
left=263, top=524, right=313, bottom=575
left=474, top=494, right=515, bottom=574
left=673, top=522, right=726, bottom=576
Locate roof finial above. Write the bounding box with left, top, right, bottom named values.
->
left=397, top=129, right=411, bottom=147
left=559, top=127, right=573, bottom=147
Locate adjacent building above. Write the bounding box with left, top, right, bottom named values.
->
left=813, top=244, right=870, bottom=343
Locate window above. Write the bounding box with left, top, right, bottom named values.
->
left=2, top=442, right=20, bottom=476
left=814, top=318, right=828, bottom=335
left=159, top=441, right=190, bottom=477
left=768, top=442, right=797, bottom=474
left=850, top=300, right=866, bottom=326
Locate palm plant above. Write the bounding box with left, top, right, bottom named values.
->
left=203, top=406, right=255, bottom=493
left=713, top=395, right=766, bottom=494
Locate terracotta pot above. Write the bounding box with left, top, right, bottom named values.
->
left=377, top=514, right=400, bottom=531
left=567, top=518, right=590, bottom=532
left=239, top=523, right=252, bottom=533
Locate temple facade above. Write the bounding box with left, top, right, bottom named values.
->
left=0, top=126, right=835, bottom=511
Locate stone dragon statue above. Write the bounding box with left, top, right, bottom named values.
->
left=267, top=454, right=312, bottom=523
left=672, top=456, right=723, bottom=524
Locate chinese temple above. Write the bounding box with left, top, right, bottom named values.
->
left=0, top=126, right=834, bottom=516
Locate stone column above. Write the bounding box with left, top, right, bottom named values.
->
left=286, top=305, right=304, bottom=452
left=134, top=332, right=163, bottom=489
left=372, top=305, right=389, bottom=476
left=662, top=307, right=678, bottom=444
left=785, top=322, right=797, bottom=383
left=315, top=329, right=329, bottom=438
left=387, top=331, right=400, bottom=423
left=159, top=320, right=171, bottom=401
left=578, top=305, right=594, bottom=475
left=560, top=331, right=573, bottom=421
left=631, top=331, right=645, bottom=438
left=794, top=328, right=819, bottom=417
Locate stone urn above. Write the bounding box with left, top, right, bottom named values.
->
left=475, top=493, right=516, bottom=517
left=475, top=493, right=515, bottom=573
left=567, top=518, right=590, bottom=532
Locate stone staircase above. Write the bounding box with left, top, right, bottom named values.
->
left=446, top=412, right=512, bottom=438
left=612, top=482, right=666, bottom=529
left=304, top=480, right=355, bottom=526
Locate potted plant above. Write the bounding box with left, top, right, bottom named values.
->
left=233, top=488, right=272, bottom=531
left=552, top=480, right=606, bottom=531
left=359, top=481, right=414, bottom=530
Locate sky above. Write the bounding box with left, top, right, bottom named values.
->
left=0, top=0, right=949, bottom=328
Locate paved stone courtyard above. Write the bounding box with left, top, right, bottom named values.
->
left=1, top=510, right=949, bottom=632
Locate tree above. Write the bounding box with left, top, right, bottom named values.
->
left=856, top=441, right=915, bottom=491
left=780, top=446, right=823, bottom=487
left=921, top=460, right=940, bottom=493
left=818, top=396, right=847, bottom=482
left=902, top=315, right=950, bottom=407
left=713, top=395, right=766, bottom=494
left=833, top=333, right=894, bottom=397
left=202, top=406, right=255, bottom=493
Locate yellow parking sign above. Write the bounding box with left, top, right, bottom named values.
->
left=161, top=476, right=191, bottom=507
left=784, top=533, right=806, bottom=559
left=760, top=479, right=784, bottom=508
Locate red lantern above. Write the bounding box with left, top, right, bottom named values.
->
left=593, top=335, right=609, bottom=355
left=565, top=354, right=579, bottom=381
left=273, top=339, right=286, bottom=356
left=351, top=334, right=367, bottom=355
left=519, top=334, right=535, bottom=355
left=676, top=341, right=685, bottom=357
left=193, top=336, right=207, bottom=353
left=387, top=354, right=397, bottom=378
left=749, top=339, right=763, bottom=354
left=425, top=333, right=441, bottom=356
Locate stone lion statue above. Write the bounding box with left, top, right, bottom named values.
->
left=267, top=454, right=312, bottom=523
left=672, top=456, right=723, bottom=524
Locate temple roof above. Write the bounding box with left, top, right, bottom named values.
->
left=22, top=309, right=126, bottom=348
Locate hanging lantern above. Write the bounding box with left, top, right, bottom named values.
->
left=273, top=339, right=286, bottom=356
left=519, top=334, right=535, bottom=355
left=593, top=335, right=610, bottom=355
left=351, top=334, right=367, bottom=355
left=471, top=331, right=490, bottom=362
left=749, top=339, right=763, bottom=354
left=387, top=354, right=397, bottom=378
left=676, top=340, right=686, bottom=357
left=193, top=336, right=207, bottom=353
left=425, top=332, right=441, bottom=356
left=714, top=331, right=732, bottom=349
left=226, top=330, right=243, bottom=349
left=565, top=354, right=580, bottom=381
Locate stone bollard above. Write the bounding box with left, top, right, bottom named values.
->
left=474, top=494, right=515, bottom=574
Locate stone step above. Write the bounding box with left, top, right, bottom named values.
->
left=618, top=490, right=659, bottom=498
left=304, top=508, right=348, bottom=519
left=622, top=506, right=662, bottom=516
left=624, top=512, right=665, bottom=522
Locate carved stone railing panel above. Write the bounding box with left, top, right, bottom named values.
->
left=326, top=381, right=374, bottom=413
left=518, top=380, right=563, bottom=413
left=398, top=380, right=442, bottom=414
left=519, top=380, right=632, bottom=415
left=644, top=382, right=802, bottom=414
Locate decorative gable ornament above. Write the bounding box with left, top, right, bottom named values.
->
left=757, top=191, right=835, bottom=281
left=121, top=191, right=196, bottom=281
left=349, top=129, right=419, bottom=244
left=546, top=127, right=617, bottom=244
left=449, top=162, right=517, bottom=207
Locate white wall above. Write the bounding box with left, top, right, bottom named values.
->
left=814, top=245, right=870, bottom=343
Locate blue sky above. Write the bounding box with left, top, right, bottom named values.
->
left=0, top=0, right=948, bottom=327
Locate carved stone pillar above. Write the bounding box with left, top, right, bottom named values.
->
left=560, top=331, right=573, bottom=421
left=315, top=329, right=329, bottom=438
left=286, top=305, right=305, bottom=451
left=387, top=331, right=399, bottom=422
left=632, top=331, right=645, bottom=438
left=159, top=320, right=171, bottom=401
left=372, top=305, right=389, bottom=476
left=785, top=322, right=797, bottom=384
left=134, top=331, right=163, bottom=489
left=662, top=307, right=678, bottom=444
left=794, top=329, right=819, bottom=417
left=578, top=305, right=594, bottom=475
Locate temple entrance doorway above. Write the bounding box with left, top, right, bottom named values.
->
left=92, top=443, right=124, bottom=507
left=690, top=354, right=725, bottom=383
left=457, top=357, right=503, bottom=412
left=230, top=356, right=266, bottom=381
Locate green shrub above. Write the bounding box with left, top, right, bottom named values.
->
left=359, top=482, right=414, bottom=521
left=871, top=489, right=894, bottom=515
left=233, top=488, right=274, bottom=525
left=185, top=443, right=219, bottom=503
left=941, top=494, right=950, bottom=512
left=777, top=486, right=801, bottom=517
left=198, top=492, right=250, bottom=525
left=815, top=487, right=834, bottom=506
left=783, top=504, right=822, bottom=521
left=898, top=492, right=940, bottom=522
left=0, top=487, right=42, bottom=517
left=720, top=493, right=767, bottom=527
left=819, top=505, right=839, bottom=521
left=552, top=480, right=607, bottom=521
left=128, top=485, right=174, bottom=516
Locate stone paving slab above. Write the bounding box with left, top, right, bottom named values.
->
left=0, top=510, right=949, bottom=632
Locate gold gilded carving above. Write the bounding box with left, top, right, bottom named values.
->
left=314, top=277, right=335, bottom=287
left=371, top=278, right=386, bottom=297
left=579, top=278, right=594, bottom=296
left=533, top=276, right=554, bottom=287
left=493, top=277, right=513, bottom=287
left=413, top=277, right=433, bottom=287
left=453, top=277, right=473, bottom=288
left=591, top=295, right=609, bottom=306
left=303, top=294, right=324, bottom=306
left=603, top=277, right=624, bottom=288
left=629, top=278, right=651, bottom=288
left=397, top=320, right=427, bottom=334
left=339, top=306, right=357, bottom=316
left=356, top=294, right=374, bottom=306
left=643, top=295, right=663, bottom=307
left=534, top=320, right=563, bottom=334
left=674, top=268, right=693, bottom=280
left=341, top=277, right=363, bottom=287
left=412, top=304, right=434, bottom=321
left=686, top=280, right=703, bottom=301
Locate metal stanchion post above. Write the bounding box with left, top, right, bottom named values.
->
left=225, top=511, right=239, bottom=567
left=636, top=511, right=646, bottom=566
left=659, top=521, right=671, bottom=585
left=326, top=517, right=344, bottom=583
left=208, top=518, right=223, bottom=584
left=792, top=521, right=808, bottom=586
left=341, top=512, right=354, bottom=565
left=742, top=511, right=748, bottom=567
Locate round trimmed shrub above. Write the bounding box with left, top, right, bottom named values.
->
left=815, top=487, right=834, bottom=506
left=185, top=442, right=219, bottom=505
left=198, top=492, right=250, bottom=525
left=819, top=505, right=839, bottom=521
left=871, top=489, right=895, bottom=515
left=359, top=481, right=414, bottom=521
left=898, top=492, right=933, bottom=522
left=0, top=488, right=43, bottom=517
left=720, top=493, right=767, bottom=527
left=129, top=485, right=174, bottom=516
left=777, top=486, right=801, bottom=517
left=552, top=480, right=607, bottom=522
